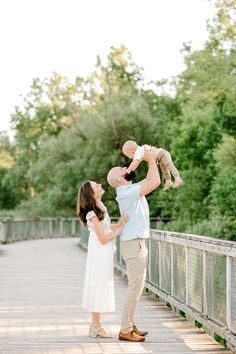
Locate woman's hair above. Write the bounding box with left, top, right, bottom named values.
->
left=76, top=180, right=105, bottom=226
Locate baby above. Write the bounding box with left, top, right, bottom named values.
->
left=122, top=140, right=183, bottom=191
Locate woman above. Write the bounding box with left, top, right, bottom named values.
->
left=77, top=180, right=128, bottom=338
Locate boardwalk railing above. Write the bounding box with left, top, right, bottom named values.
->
left=80, top=224, right=236, bottom=352
left=148, top=230, right=236, bottom=351
left=0, top=217, right=81, bottom=243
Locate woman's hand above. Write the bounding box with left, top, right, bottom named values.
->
left=118, top=215, right=128, bottom=229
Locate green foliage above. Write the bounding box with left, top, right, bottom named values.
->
left=188, top=215, right=236, bottom=241
left=179, top=310, right=186, bottom=318
left=209, top=168, right=236, bottom=218
left=0, top=133, right=23, bottom=209
left=207, top=0, right=236, bottom=51
left=195, top=320, right=203, bottom=329
left=214, top=333, right=227, bottom=348
left=155, top=168, right=211, bottom=221
left=158, top=1, right=236, bottom=240
left=214, top=134, right=236, bottom=169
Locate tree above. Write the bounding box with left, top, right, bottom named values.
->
left=207, top=0, right=236, bottom=51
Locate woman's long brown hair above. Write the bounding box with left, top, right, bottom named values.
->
left=76, top=181, right=105, bottom=226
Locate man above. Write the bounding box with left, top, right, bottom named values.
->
left=107, top=149, right=160, bottom=342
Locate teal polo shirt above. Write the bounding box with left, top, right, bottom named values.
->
left=116, top=183, right=150, bottom=241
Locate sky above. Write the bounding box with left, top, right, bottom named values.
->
left=0, top=0, right=216, bottom=134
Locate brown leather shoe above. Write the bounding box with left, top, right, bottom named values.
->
left=119, top=330, right=146, bottom=342
left=133, top=324, right=148, bottom=336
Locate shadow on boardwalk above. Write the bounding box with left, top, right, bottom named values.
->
left=0, top=238, right=232, bottom=354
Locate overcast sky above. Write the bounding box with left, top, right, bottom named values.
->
left=0, top=0, right=216, bottom=134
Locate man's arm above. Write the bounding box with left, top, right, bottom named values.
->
left=139, top=150, right=160, bottom=196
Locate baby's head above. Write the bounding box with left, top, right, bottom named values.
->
left=122, top=140, right=138, bottom=159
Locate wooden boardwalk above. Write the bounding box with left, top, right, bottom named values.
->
left=0, top=238, right=232, bottom=354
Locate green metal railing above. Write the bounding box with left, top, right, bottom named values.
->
left=0, top=217, right=80, bottom=243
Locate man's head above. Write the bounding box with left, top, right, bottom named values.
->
left=122, top=140, right=138, bottom=159
left=107, top=166, right=136, bottom=188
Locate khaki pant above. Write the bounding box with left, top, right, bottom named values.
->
left=120, top=238, right=148, bottom=333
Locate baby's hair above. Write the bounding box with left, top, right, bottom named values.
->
left=122, top=140, right=137, bottom=154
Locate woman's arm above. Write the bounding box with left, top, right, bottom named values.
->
left=90, top=215, right=127, bottom=245
left=110, top=224, right=119, bottom=230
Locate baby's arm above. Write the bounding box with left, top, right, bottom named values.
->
left=126, top=159, right=141, bottom=173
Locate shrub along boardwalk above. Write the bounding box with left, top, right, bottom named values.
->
left=0, top=238, right=232, bottom=354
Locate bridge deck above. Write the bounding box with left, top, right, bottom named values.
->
left=0, top=238, right=232, bottom=354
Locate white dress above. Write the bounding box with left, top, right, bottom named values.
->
left=81, top=206, right=116, bottom=312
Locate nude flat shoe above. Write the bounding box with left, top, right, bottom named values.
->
left=89, top=325, right=113, bottom=338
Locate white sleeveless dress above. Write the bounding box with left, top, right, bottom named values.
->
left=81, top=206, right=116, bottom=312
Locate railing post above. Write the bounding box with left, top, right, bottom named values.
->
left=203, top=251, right=208, bottom=316
left=0, top=221, right=6, bottom=243
left=158, top=241, right=162, bottom=289
left=171, top=243, right=174, bottom=297
left=4, top=220, right=8, bottom=243
left=226, top=255, right=232, bottom=331
left=60, top=219, right=64, bottom=237
left=148, top=232, right=152, bottom=282
left=72, top=219, right=76, bottom=236
left=185, top=246, right=189, bottom=306
left=49, top=219, right=53, bottom=237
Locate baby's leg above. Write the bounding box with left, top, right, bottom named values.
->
left=159, top=160, right=173, bottom=191
left=161, top=150, right=183, bottom=188
left=156, top=148, right=172, bottom=191
left=159, top=160, right=171, bottom=181
left=162, top=151, right=180, bottom=179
